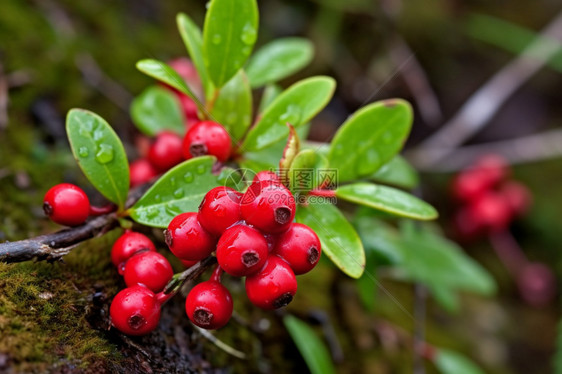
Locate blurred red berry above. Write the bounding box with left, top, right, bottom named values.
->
left=147, top=131, right=184, bottom=172
left=130, top=159, right=159, bottom=188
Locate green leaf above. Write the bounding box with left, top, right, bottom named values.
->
left=296, top=202, right=365, bottom=278
left=370, top=155, right=419, bottom=189
left=129, top=157, right=219, bottom=228
left=336, top=183, right=438, bottom=220
left=177, top=13, right=214, bottom=99
left=246, top=37, right=314, bottom=88
left=259, top=84, right=282, bottom=113
left=328, top=99, right=413, bottom=182
left=203, top=0, right=259, bottom=88
left=242, top=76, right=336, bottom=151
left=396, top=222, right=496, bottom=296
left=353, top=216, right=402, bottom=264
left=434, top=348, right=486, bottom=374
left=283, top=315, right=336, bottom=374
left=66, top=109, right=129, bottom=210
left=356, top=251, right=377, bottom=312
left=130, top=86, right=185, bottom=137
left=288, top=149, right=329, bottom=193
left=211, top=70, right=252, bottom=143
left=428, top=284, right=460, bottom=312
left=136, top=59, right=202, bottom=108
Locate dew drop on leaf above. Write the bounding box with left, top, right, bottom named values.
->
left=93, top=129, right=104, bottom=141
left=154, top=194, right=161, bottom=202
left=147, top=207, right=159, bottom=218
left=165, top=204, right=182, bottom=215
left=78, top=147, right=89, bottom=158
left=240, top=23, right=257, bottom=45
left=174, top=188, right=185, bottom=198
left=95, top=144, right=114, bottom=164
left=170, top=177, right=177, bottom=187
left=212, top=34, right=222, bottom=45
left=196, top=164, right=207, bottom=174
left=184, top=172, right=194, bottom=183
left=279, top=104, right=301, bottom=124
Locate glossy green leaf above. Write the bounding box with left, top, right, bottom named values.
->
left=328, top=99, right=413, bottom=182
left=259, top=84, right=282, bottom=113
left=211, top=70, right=252, bottom=143
left=296, top=202, right=365, bottom=278
left=283, top=315, right=336, bottom=374
left=288, top=149, right=329, bottom=193
left=136, top=59, right=202, bottom=109
left=353, top=216, right=402, bottom=264
left=396, top=222, right=496, bottom=296
left=129, top=157, right=219, bottom=228
left=242, top=76, right=336, bottom=151
left=130, top=86, right=184, bottom=136
left=434, top=348, right=486, bottom=374
left=66, top=109, right=129, bottom=210
left=246, top=37, right=314, bottom=88
left=336, top=183, right=438, bottom=220
left=177, top=13, right=214, bottom=99
left=370, top=155, right=419, bottom=189
left=202, top=0, right=259, bottom=88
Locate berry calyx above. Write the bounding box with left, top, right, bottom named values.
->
left=182, top=121, right=231, bottom=162
left=111, top=230, right=157, bottom=274
left=165, top=212, right=216, bottom=261
left=274, top=223, right=321, bottom=275
left=43, top=183, right=90, bottom=226
left=198, top=186, right=242, bottom=236
left=186, top=280, right=233, bottom=330
left=216, top=225, right=268, bottom=277
left=129, top=159, right=159, bottom=188
left=110, top=285, right=161, bottom=336
left=240, top=182, right=295, bottom=233
left=245, top=255, right=298, bottom=310
left=123, top=251, right=174, bottom=293
left=147, top=131, right=184, bottom=172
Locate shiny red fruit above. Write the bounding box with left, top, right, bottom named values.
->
left=123, top=251, right=174, bottom=293
left=43, top=183, right=90, bottom=226
left=198, top=186, right=242, bottom=236
left=451, top=169, right=490, bottom=202
left=274, top=223, right=321, bottom=275
left=110, top=285, right=161, bottom=336
left=253, top=171, right=279, bottom=184
left=178, top=94, right=199, bottom=125
left=474, top=154, right=509, bottom=187
left=129, top=159, right=159, bottom=188
left=245, top=255, right=297, bottom=310
left=469, top=192, right=512, bottom=233
left=240, top=182, right=295, bottom=233
left=147, top=131, right=184, bottom=172
left=216, top=225, right=268, bottom=277
left=164, top=212, right=216, bottom=261
left=500, top=181, right=532, bottom=217
left=182, top=121, right=231, bottom=162
left=111, top=231, right=157, bottom=274
left=186, top=281, right=233, bottom=330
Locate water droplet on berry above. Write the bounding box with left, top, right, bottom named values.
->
left=174, top=188, right=185, bottom=198
left=240, top=23, right=257, bottom=45
left=95, top=144, right=114, bottom=164
left=212, top=34, right=222, bottom=45
left=196, top=165, right=206, bottom=174
left=184, top=172, right=194, bottom=183
left=78, top=147, right=89, bottom=157
left=213, top=205, right=226, bottom=216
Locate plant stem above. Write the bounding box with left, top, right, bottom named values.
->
left=308, top=189, right=336, bottom=198
left=161, top=256, right=218, bottom=301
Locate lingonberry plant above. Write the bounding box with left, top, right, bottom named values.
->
left=0, top=0, right=501, bottom=372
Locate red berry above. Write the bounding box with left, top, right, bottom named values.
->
left=129, top=159, right=159, bottom=188
left=451, top=169, right=490, bottom=202
left=453, top=207, right=484, bottom=242
left=164, top=212, right=216, bottom=261
left=110, top=285, right=161, bottom=336
left=182, top=121, right=231, bottom=162
left=198, top=186, right=242, bottom=236
left=253, top=171, right=279, bottom=184
left=216, top=225, right=268, bottom=277
left=245, top=255, right=297, bottom=310
left=43, top=183, right=90, bottom=226
left=168, top=58, right=199, bottom=85
left=147, top=131, right=184, bottom=172
left=240, top=182, right=295, bottom=233
left=474, top=154, right=509, bottom=187
left=111, top=231, right=157, bottom=274
left=274, top=223, right=321, bottom=275
left=178, top=94, right=200, bottom=125
left=469, top=192, right=512, bottom=233
left=123, top=251, right=174, bottom=293
left=500, top=181, right=532, bottom=217
left=186, top=281, right=233, bottom=330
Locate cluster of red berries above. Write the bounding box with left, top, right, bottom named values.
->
left=108, top=230, right=175, bottom=335
left=130, top=59, right=232, bottom=187
left=164, top=171, right=321, bottom=330
left=452, top=155, right=532, bottom=239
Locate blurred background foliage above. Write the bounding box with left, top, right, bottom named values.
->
left=1, top=0, right=562, bottom=373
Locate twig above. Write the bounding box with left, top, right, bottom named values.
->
left=413, top=283, right=427, bottom=374
left=409, top=11, right=562, bottom=168
left=0, top=62, right=8, bottom=129
left=0, top=185, right=148, bottom=264
left=388, top=36, right=442, bottom=126
left=409, top=128, right=562, bottom=172
left=193, top=326, right=247, bottom=359
left=488, top=230, right=528, bottom=276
